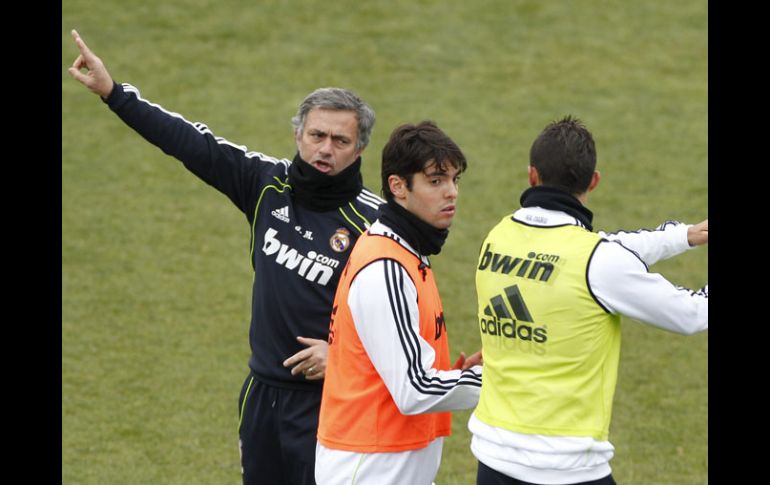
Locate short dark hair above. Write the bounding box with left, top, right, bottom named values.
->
left=529, top=115, right=596, bottom=195
left=381, top=121, right=467, bottom=201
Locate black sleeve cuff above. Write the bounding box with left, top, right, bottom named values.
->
left=101, top=81, right=129, bottom=110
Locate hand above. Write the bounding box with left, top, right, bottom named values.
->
left=452, top=350, right=483, bottom=370
left=687, top=219, right=708, bottom=247
left=282, top=336, right=328, bottom=381
left=68, top=30, right=115, bottom=98
left=462, top=350, right=483, bottom=369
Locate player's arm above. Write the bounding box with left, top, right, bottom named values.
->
left=349, top=260, right=482, bottom=415
left=68, top=30, right=275, bottom=212
left=588, top=240, right=708, bottom=335
left=599, top=219, right=707, bottom=267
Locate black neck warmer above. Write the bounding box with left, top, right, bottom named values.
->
left=520, top=186, right=594, bottom=231
left=378, top=200, right=449, bottom=256
left=288, top=153, right=363, bottom=211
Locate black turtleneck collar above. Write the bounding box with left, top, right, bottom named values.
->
left=377, top=200, right=449, bottom=256
left=288, top=153, right=363, bottom=212
left=520, top=186, right=594, bottom=231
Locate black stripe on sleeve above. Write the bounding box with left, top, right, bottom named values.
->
left=382, top=260, right=481, bottom=395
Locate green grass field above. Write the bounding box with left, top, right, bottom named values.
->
left=62, top=1, right=707, bottom=483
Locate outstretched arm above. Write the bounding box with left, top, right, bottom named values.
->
left=599, top=218, right=707, bottom=267
left=67, top=30, right=114, bottom=98
left=66, top=29, right=281, bottom=214
left=589, top=240, right=708, bottom=335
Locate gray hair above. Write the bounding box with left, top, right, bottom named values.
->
left=291, top=87, right=376, bottom=151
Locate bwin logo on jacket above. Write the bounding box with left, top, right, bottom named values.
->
left=477, top=243, right=557, bottom=282
left=480, top=284, right=547, bottom=343
left=262, top=228, right=340, bottom=285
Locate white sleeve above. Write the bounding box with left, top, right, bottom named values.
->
left=348, top=259, right=482, bottom=415
left=598, top=221, right=693, bottom=267
left=589, top=240, right=708, bottom=335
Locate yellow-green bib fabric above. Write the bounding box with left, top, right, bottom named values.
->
left=475, top=217, right=621, bottom=440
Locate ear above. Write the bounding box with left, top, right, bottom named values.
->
left=528, top=165, right=540, bottom=187
left=388, top=175, right=407, bottom=200
left=294, top=128, right=302, bottom=147
left=587, top=171, right=601, bottom=193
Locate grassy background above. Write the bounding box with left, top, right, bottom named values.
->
left=62, top=1, right=707, bottom=483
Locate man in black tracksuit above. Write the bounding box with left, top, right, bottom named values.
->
left=68, top=30, right=382, bottom=485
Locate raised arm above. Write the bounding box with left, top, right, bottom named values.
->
left=66, top=30, right=287, bottom=214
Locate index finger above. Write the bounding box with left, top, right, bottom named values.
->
left=296, top=336, right=326, bottom=347
left=283, top=347, right=312, bottom=367
left=71, top=29, right=93, bottom=57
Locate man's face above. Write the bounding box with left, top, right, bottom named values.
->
left=295, top=108, right=362, bottom=176
left=399, top=161, right=461, bottom=230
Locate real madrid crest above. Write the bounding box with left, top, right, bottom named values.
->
left=329, top=227, right=351, bottom=253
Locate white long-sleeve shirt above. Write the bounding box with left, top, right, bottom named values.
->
left=470, top=206, right=707, bottom=484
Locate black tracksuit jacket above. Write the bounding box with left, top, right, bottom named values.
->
left=105, top=82, right=382, bottom=390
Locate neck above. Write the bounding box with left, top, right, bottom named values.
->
left=520, top=186, right=594, bottom=231
left=377, top=200, right=449, bottom=256
left=288, top=153, right=363, bottom=211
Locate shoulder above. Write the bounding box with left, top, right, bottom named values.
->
left=352, top=187, right=384, bottom=216
left=591, top=239, right=649, bottom=272
left=242, top=156, right=291, bottom=190
left=351, top=255, right=415, bottom=295
left=254, top=153, right=291, bottom=177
